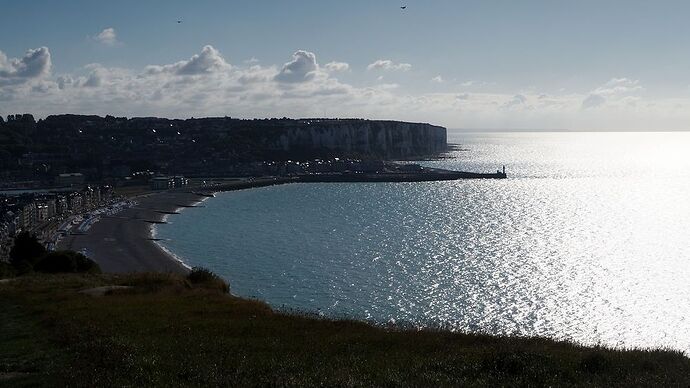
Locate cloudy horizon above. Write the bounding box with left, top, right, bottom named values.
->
left=4, top=1, right=690, bottom=130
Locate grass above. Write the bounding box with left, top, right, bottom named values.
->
left=1, top=273, right=689, bottom=387
left=0, top=262, right=15, bottom=278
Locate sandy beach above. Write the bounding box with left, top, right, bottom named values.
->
left=56, top=178, right=294, bottom=274
left=58, top=191, right=207, bottom=274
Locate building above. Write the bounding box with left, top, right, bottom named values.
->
left=151, top=176, right=188, bottom=190
left=56, top=196, right=69, bottom=216
left=68, top=193, right=83, bottom=213
left=151, top=176, right=173, bottom=190
left=19, top=202, right=36, bottom=231
left=172, top=176, right=189, bottom=188
left=36, top=203, right=49, bottom=222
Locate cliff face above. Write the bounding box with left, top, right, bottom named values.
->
left=272, top=121, right=447, bottom=158
left=13, top=115, right=447, bottom=160
left=1, top=115, right=447, bottom=180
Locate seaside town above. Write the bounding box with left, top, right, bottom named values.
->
left=0, top=157, right=454, bottom=264
left=0, top=183, right=115, bottom=263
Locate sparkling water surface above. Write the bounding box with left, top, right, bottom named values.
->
left=157, top=131, right=690, bottom=352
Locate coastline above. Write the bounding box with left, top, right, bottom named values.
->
left=57, top=178, right=292, bottom=274
left=56, top=168, right=503, bottom=274
left=149, top=195, right=214, bottom=271
left=57, top=191, right=207, bottom=274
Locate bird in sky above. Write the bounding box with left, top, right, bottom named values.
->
left=401, top=6, right=407, bottom=9
left=177, top=19, right=183, bottom=24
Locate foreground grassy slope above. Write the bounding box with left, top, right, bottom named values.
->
left=1, top=274, right=689, bottom=387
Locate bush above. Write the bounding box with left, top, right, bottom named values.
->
left=9, top=232, right=46, bottom=267
left=187, top=267, right=229, bottom=293
left=33, top=251, right=101, bottom=274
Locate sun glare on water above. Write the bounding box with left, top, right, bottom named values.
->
left=158, top=132, right=690, bottom=353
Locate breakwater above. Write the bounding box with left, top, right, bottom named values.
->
left=187, top=167, right=507, bottom=196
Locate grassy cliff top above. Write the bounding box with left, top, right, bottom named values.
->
left=1, top=273, right=688, bottom=387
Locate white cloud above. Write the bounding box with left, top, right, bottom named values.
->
left=460, top=80, right=495, bottom=88
left=4, top=47, right=690, bottom=131
left=502, top=94, right=529, bottom=110
left=275, top=50, right=319, bottom=83
left=582, top=78, right=644, bottom=110
left=431, top=75, right=444, bottom=83
left=0, top=46, right=361, bottom=119
left=582, top=94, right=606, bottom=109
left=594, top=78, right=643, bottom=96
left=93, top=28, right=119, bottom=46
left=0, top=47, right=52, bottom=85
left=324, top=61, right=350, bottom=72
left=145, top=45, right=231, bottom=75
left=83, top=70, right=103, bottom=87
left=367, top=59, right=412, bottom=72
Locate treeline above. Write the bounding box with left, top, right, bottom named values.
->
left=0, top=232, right=100, bottom=277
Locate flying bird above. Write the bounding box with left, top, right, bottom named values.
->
left=177, top=19, right=183, bottom=24
left=400, top=6, right=407, bottom=9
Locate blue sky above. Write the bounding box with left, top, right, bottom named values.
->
left=2, top=0, right=690, bottom=129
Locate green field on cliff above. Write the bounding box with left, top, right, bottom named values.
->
left=1, top=273, right=689, bottom=387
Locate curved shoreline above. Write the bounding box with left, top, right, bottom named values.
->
left=56, top=178, right=294, bottom=273
left=57, top=191, right=206, bottom=274
left=56, top=168, right=503, bottom=274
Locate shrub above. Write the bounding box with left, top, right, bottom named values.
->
left=186, top=267, right=229, bottom=294
left=9, top=232, right=46, bottom=268
left=33, top=251, right=102, bottom=274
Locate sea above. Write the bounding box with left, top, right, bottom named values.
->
left=157, top=131, right=690, bottom=353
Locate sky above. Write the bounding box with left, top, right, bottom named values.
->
left=2, top=0, right=690, bottom=130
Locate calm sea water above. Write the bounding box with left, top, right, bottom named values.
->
left=157, top=131, right=690, bottom=353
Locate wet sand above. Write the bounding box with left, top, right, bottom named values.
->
left=58, top=191, right=207, bottom=274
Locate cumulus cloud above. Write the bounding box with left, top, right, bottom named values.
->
left=92, top=28, right=119, bottom=46
left=367, top=59, right=412, bottom=72
left=275, top=50, right=319, bottom=83
left=0, top=47, right=52, bottom=85
left=502, top=94, right=528, bottom=110
left=56, top=75, right=74, bottom=90
left=595, top=78, right=643, bottom=95
left=582, top=94, right=606, bottom=109
left=5, top=46, right=690, bottom=131
left=237, top=65, right=276, bottom=84
left=0, top=46, right=363, bottom=119
left=324, top=61, right=350, bottom=72
left=0, top=47, right=52, bottom=78
left=145, top=45, right=231, bottom=75
left=581, top=78, right=644, bottom=110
